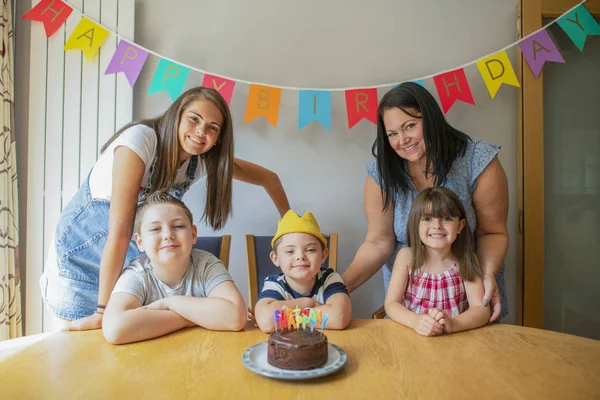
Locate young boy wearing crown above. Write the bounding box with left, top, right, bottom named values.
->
left=254, top=210, right=352, bottom=332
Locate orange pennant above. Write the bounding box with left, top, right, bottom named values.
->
left=244, top=85, right=282, bottom=127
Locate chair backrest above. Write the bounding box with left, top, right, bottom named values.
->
left=193, top=235, right=231, bottom=269
left=245, top=234, right=338, bottom=309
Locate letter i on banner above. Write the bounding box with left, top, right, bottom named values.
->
left=22, top=0, right=73, bottom=38
left=201, top=74, right=236, bottom=105
left=432, top=68, right=475, bottom=114
left=148, top=59, right=191, bottom=101
left=557, top=4, right=600, bottom=51
left=64, top=17, right=110, bottom=62
left=476, top=51, right=520, bottom=98
left=344, top=88, right=378, bottom=129
left=298, top=90, right=332, bottom=130
left=244, top=85, right=282, bottom=127
left=105, top=40, right=149, bottom=87
left=518, top=29, right=565, bottom=78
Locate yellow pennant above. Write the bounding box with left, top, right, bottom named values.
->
left=476, top=51, right=520, bottom=98
left=244, top=84, right=282, bottom=127
left=64, top=17, right=109, bottom=62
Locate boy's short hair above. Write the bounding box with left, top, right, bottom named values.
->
left=135, top=190, right=194, bottom=233
left=272, top=234, right=326, bottom=252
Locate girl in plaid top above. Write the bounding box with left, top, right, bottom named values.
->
left=385, top=188, right=490, bottom=336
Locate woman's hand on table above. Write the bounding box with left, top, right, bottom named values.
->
left=482, top=274, right=501, bottom=322
left=64, top=312, right=103, bottom=331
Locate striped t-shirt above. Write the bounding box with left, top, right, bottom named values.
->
left=258, top=267, right=349, bottom=304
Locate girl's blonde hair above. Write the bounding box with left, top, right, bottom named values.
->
left=101, top=87, right=234, bottom=230
left=406, top=187, right=481, bottom=281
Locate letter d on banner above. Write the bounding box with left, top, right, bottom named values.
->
left=476, top=51, right=519, bottom=98
left=148, top=59, right=191, bottom=101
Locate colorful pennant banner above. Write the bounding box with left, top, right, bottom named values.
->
left=23, top=0, right=597, bottom=125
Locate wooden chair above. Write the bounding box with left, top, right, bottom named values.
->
left=372, top=306, right=386, bottom=319
left=245, top=234, right=338, bottom=309
left=193, top=235, right=232, bottom=269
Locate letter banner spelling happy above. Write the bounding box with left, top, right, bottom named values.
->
left=22, top=0, right=73, bottom=38
left=148, top=59, right=191, bottom=101
left=105, top=40, right=149, bottom=87
left=22, top=0, right=598, bottom=129
left=63, top=17, right=109, bottom=62
left=202, top=74, right=236, bottom=105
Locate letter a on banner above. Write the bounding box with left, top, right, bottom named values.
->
left=298, top=90, right=332, bottom=130
left=476, top=51, right=520, bottom=98
left=518, top=29, right=565, bottom=78
left=557, top=4, right=600, bottom=51
left=345, top=88, right=378, bottom=129
left=245, top=85, right=282, bottom=127
left=433, top=68, right=475, bottom=114
left=148, top=59, right=191, bottom=101
left=22, top=0, right=73, bottom=38
left=202, top=74, right=236, bottom=105
left=105, top=40, right=149, bottom=87
left=64, top=17, right=110, bottom=62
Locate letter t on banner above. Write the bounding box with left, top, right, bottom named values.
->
left=433, top=68, right=475, bottom=114
left=244, top=85, right=282, bottom=127
left=105, top=40, right=149, bottom=87
left=201, top=74, right=236, bottom=105
left=345, top=88, right=378, bottom=129
left=22, top=0, right=73, bottom=38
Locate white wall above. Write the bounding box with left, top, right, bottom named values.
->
left=131, top=0, right=519, bottom=322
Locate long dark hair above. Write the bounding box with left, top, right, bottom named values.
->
left=406, top=188, right=480, bottom=281
left=101, top=87, right=234, bottom=230
left=373, top=82, right=470, bottom=210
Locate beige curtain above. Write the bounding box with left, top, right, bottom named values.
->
left=0, top=0, right=22, bottom=341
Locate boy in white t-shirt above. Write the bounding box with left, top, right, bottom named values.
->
left=102, top=191, right=246, bottom=344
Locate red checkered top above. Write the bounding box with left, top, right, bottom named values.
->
left=403, top=260, right=468, bottom=317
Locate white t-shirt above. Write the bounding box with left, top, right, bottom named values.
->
left=89, top=124, right=205, bottom=200
left=111, top=249, right=233, bottom=305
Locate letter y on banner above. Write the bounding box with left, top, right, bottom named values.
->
left=22, top=0, right=73, bottom=38
left=202, top=74, right=236, bottom=105
left=557, top=4, right=600, bottom=51
left=433, top=68, right=475, bottom=114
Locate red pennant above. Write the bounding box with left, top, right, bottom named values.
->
left=201, top=74, right=236, bottom=105
left=345, top=88, right=378, bottom=129
left=432, top=68, right=475, bottom=114
left=22, top=0, right=73, bottom=38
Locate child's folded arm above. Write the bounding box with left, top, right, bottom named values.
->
left=314, top=292, right=351, bottom=330
left=163, top=281, right=246, bottom=331
left=254, top=297, right=317, bottom=333
left=102, top=292, right=191, bottom=345
left=445, top=277, right=490, bottom=333
left=384, top=249, right=420, bottom=329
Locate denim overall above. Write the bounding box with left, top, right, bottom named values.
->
left=40, top=156, right=199, bottom=320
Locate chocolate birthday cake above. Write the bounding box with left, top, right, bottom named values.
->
left=267, top=329, right=328, bottom=370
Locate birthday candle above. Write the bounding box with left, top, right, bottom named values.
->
left=273, top=309, right=280, bottom=331
left=289, top=314, right=298, bottom=329
left=302, top=315, right=310, bottom=330
left=320, top=314, right=329, bottom=330
left=310, top=318, right=317, bottom=332
left=295, top=314, right=303, bottom=329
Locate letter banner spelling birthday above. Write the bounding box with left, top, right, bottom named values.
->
left=23, top=0, right=600, bottom=127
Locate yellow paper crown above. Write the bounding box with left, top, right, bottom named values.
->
left=271, top=210, right=327, bottom=248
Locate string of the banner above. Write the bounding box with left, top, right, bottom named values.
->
left=63, top=0, right=586, bottom=91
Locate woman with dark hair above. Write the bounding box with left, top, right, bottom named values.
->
left=41, top=87, right=290, bottom=331
left=341, top=82, right=509, bottom=321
